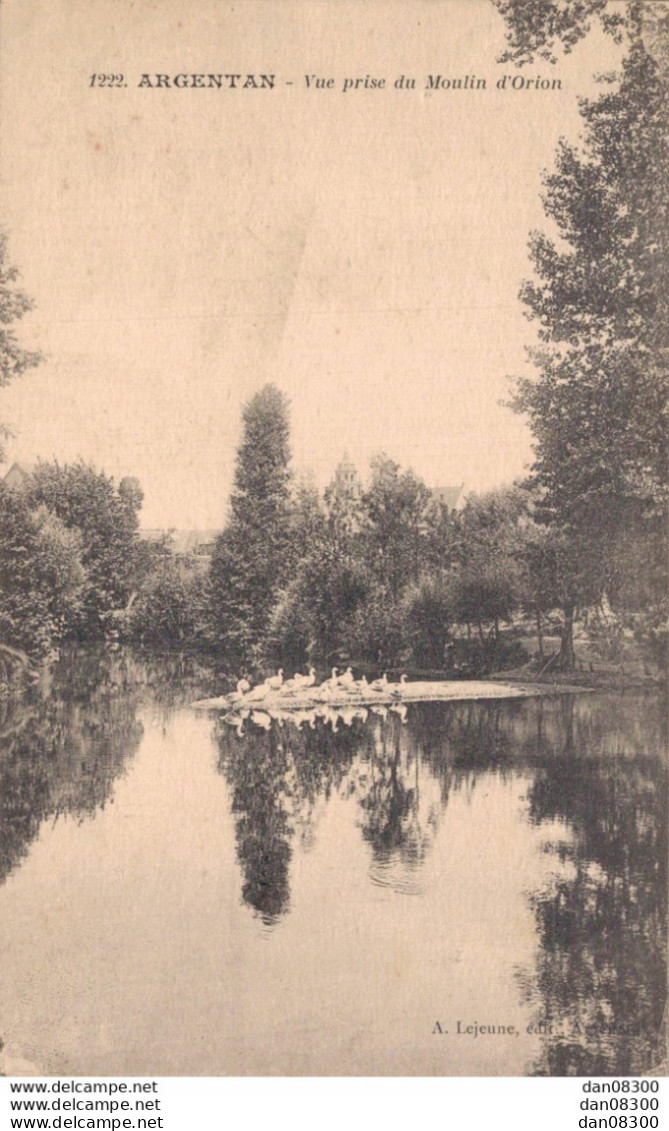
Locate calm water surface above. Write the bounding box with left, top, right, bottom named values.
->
left=0, top=650, right=665, bottom=1076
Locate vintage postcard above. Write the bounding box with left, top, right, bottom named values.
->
left=0, top=0, right=665, bottom=1079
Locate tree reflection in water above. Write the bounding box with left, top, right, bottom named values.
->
left=217, top=691, right=666, bottom=1075
left=520, top=693, right=667, bottom=1076
left=0, top=647, right=143, bottom=886
left=351, top=711, right=444, bottom=892
left=216, top=714, right=360, bottom=925
left=216, top=700, right=528, bottom=917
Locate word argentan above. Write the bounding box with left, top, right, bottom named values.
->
left=137, top=74, right=275, bottom=88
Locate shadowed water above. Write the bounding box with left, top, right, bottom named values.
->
left=0, top=649, right=665, bottom=1076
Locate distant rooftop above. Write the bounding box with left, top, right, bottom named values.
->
left=2, top=461, right=36, bottom=489
left=431, top=484, right=464, bottom=511
left=140, top=529, right=219, bottom=555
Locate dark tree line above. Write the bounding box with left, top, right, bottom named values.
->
left=0, top=0, right=665, bottom=675
left=193, top=384, right=641, bottom=675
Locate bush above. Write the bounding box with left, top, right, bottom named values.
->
left=26, top=461, right=143, bottom=637
left=0, top=486, right=85, bottom=659
left=268, top=542, right=370, bottom=663
left=448, top=635, right=529, bottom=677
left=267, top=580, right=313, bottom=667
left=401, top=575, right=452, bottom=668
left=123, top=561, right=205, bottom=649
left=342, top=584, right=405, bottom=666
left=451, top=572, right=516, bottom=638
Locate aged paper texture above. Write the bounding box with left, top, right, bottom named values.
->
left=0, top=0, right=665, bottom=1078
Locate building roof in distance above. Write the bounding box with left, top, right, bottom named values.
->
left=431, top=484, right=464, bottom=510
left=140, top=529, right=219, bottom=554
left=2, top=461, right=36, bottom=488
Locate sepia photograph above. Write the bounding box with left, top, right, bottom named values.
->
left=0, top=0, right=665, bottom=1080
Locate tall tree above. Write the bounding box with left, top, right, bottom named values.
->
left=208, top=384, right=294, bottom=662
left=362, top=455, right=433, bottom=599
left=511, top=29, right=668, bottom=666
left=0, top=232, right=41, bottom=460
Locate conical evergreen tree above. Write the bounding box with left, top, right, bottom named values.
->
left=208, top=385, right=294, bottom=663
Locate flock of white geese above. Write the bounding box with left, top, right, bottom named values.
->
left=222, top=665, right=410, bottom=734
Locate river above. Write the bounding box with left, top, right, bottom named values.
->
left=0, top=649, right=665, bottom=1076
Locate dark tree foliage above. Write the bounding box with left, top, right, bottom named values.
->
left=361, top=454, right=433, bottom=599
left=0, top=232, right=41, bottom=460
left=492, top=0, right=628, bottom=66
left=26, top=461, right=144, bottom=637
left=511, top=29, right=668, bottom=665
left=271, top=539, right=370, bottom=664
left=448, top=488, right=525, bottom=644
left=271, top=454, right=449, bottom=668
left=125, top=559, right=205, bottom=650
left=516, top=41, right=668, bottom=500
left=0, top=484, right=84, bottom=659
left=401, top=575, right=452, bottom=668
left=0, top=486, right=53, bottom=658
left=208, top=385, right=294, bottom=663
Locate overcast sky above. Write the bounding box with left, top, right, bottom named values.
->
left=0, top=1, right=619, bottom=528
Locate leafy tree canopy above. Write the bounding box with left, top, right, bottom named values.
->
left=0, top=232, right=41, bottom=460
left=492, top=0, right=638, bottom=66
left=26, top=461, right=144, bottom=634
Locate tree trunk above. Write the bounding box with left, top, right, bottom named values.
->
left=536, top=609, right=544, bottom=658
left=558, top=604, right=576, bottom=670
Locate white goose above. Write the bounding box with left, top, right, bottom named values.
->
left=243, top=669, right=283, bottom=703
left=323, top=666, right=339, bottom=688
left=391, top=674, right=409, bottom=700
left=245, top=680, right=270, bottom=702
left=229, top=677, right=252, bottom=705
left=315, top=668, right=340, bottom=700
left=284, top=665, right=316, bottom=692
left=337, top=666, right=356, bottom=690
left=266, top=669, right=284, bottom=691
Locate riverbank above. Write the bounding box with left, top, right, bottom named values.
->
left=489, top=650, right=665, bottom=691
